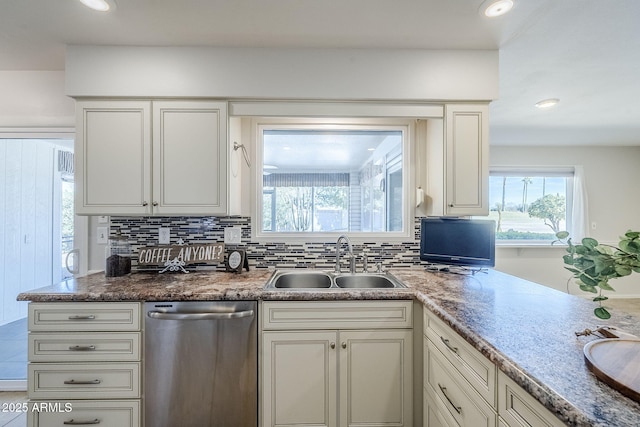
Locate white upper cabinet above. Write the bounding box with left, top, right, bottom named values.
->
left=152, top=101, right=228, bottom=215
left=75, top=100, right=228, bottom=216
left=75, top=101, right=152, bottom=215
left=424, top=103, right=489, bottom=217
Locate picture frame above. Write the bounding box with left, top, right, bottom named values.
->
left=226, top=249, right=249, bottom=273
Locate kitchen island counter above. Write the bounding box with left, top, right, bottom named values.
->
left=18, top=268, right=640, bottom=426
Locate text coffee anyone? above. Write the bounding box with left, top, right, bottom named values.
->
left=138, top=243, right=224, bottom=266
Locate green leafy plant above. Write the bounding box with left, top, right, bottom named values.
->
left=555, top=230, right=640, bottom=319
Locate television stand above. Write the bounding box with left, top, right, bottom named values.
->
left=424, top=263, right=489, bottom=275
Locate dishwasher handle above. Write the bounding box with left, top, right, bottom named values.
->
left=147, top=309, right=254, bottom=321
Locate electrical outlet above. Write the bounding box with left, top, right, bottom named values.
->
left=97, top=227, right=108, bottom=244
left=159, top=228, right=171, bottom=244
left=224, top=227, right=242, bottom=244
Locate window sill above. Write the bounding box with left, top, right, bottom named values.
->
left=496, top=242, right=568, bottom=249
left=251, top=231, right=414, bottom=244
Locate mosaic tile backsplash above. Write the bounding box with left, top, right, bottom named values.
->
left=110, top=216, right=423, bottom=271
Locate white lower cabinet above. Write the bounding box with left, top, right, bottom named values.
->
left=497, top=371, right=565, bottom=427
left=28, top=400, right=140, bottom=427
left=261, top=301, right=413, bottom=427
left=27, top=302, right=142, bottom=427
left=424, top=337, right=495, bottom=427
left=424, top=310, right=496, bottom=427
left=424, top=388, right=462, bottom=427
left=262, top=330, right=337, bottom=427
left=423, top=310, right=566, bottom=427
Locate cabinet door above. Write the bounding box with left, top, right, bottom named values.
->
left=339, top=330, right=413, bottom=427
left=152, top=101, right=228, bottom=215
left=75, top=101, right=152, bottom=215
left=262, top=331, right=338, bottom=427
left=444, top=104, right=489, bottom=216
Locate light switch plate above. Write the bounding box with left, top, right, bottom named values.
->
left=97, top=227, right=108, bottom=244
left=224, top=227, right=242, bottom=244
left=159, top=228, right=171, bottom=244
left=98, top=215, right=109, bottom=224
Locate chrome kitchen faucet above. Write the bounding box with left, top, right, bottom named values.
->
left=335, top=235, right=356, bottom=274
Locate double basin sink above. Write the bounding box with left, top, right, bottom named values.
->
left=264, top=270, right=407, bottom=290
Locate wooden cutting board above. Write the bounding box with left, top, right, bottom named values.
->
left=584, top=339, right=640, bottom=403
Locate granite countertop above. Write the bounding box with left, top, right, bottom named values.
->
left=18, top=268, right=640, bottom=426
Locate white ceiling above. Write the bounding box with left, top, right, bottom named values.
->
left=1, top=0, right=639, bottom=146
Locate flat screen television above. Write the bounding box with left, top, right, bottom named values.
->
left=420, top=218, right=496, bottom=268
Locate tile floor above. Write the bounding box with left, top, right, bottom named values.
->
left=0, top=318, right=27, bottom=381
left=0, top=392, right=27, bottom=426
left=0, top=318, right=28, bottom=426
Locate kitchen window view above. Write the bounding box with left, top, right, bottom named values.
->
left=60, top=171, right=77, bottom=279
left=485, top=169, right=575, bottom=243
left=258, top=125, right=407, bottom=236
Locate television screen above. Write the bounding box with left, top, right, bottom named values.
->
left=420, top=218, right=496, bottom=268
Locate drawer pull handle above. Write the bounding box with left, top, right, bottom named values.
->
left=438, top=383, right=462, bottom=414
left=440, top=336, right=459, bottom=354
left=63, top=419, right=101, bottom=425
left=68, top=345, right=97, bottom=351
left=63, top=379, right=101, bottom=385
left=68, top=315, right=96, bottom=320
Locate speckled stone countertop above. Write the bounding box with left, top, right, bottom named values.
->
left=18, top=268, right=640, bottom=426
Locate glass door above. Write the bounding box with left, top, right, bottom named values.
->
left=0, top=137, right=80, bottom=389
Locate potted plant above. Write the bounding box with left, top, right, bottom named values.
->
left=556, top=230, right=640, bottom=319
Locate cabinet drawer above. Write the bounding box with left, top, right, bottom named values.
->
left=498, top=371, right=565, bottom=427
left=28, top=363, right=140, bottom=399
left=29, top=303, right=140, bottom=331
left=424, top=389, right=458, bottom=427
left=425, top=338, right=496, bottom=427
left=262, top=301, right=413, bottom=330
left=29, top=332, right=141, bottom=362
left=424, top=311, right=495, bottom=407
left=28, top=400, right=140, bottom=427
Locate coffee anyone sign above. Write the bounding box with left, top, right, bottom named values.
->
left=139, top=243, right=224, bottom=273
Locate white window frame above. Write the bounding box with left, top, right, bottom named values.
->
left=250, top=117, right=416, bottom=243
left=487, top=166, right=576, bottom=246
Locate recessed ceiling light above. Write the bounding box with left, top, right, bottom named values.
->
left=78, top=0, right=111, bottom=12
left=481, top=0, right=514, bottom=18
left=535, top=98, right=560, bottom=109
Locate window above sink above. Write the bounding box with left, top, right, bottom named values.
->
left=251, top=117, right=415, bottom=242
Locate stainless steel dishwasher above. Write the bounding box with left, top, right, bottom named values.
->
left=144, top=301, right=257, bottom=427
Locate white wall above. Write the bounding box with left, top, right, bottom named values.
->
left=491, top=145, right=640, bottom=298
left=0, top=71, right=74, bottom=129
left=65, top=46, right=499, bottom=101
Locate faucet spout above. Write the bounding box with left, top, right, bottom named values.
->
left=335, top=235, right=354, bottom=273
